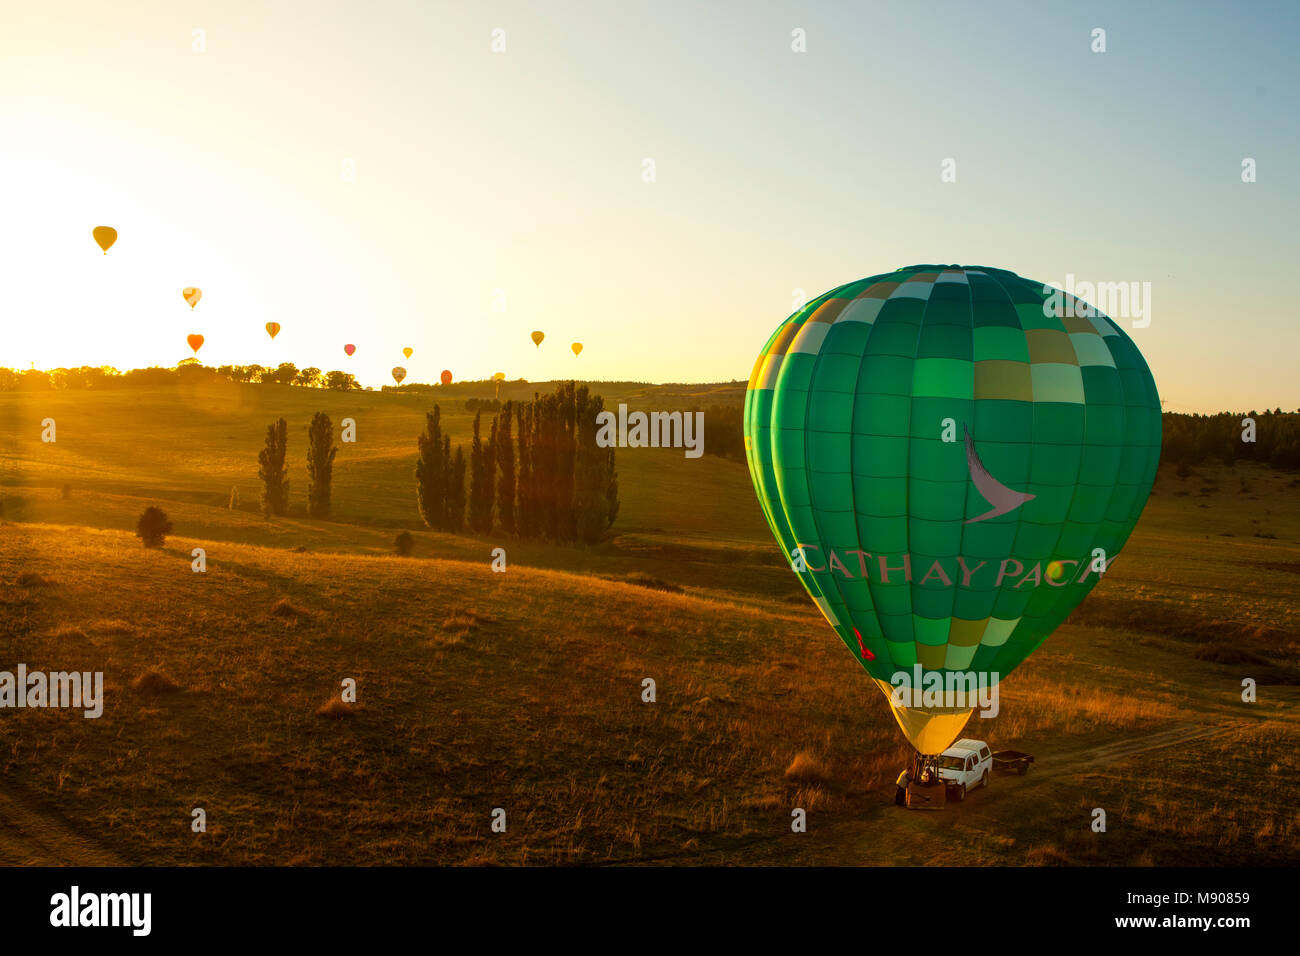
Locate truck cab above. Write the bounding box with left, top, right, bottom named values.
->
left=935, top=738, right=993, bottom=801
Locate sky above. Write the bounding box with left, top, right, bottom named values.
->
left=1, top=0, right=1296, bottom=410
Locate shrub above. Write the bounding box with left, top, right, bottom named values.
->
left=136, top=506, right=172, bottom=548
left=394, top=531, right=414, bottom=556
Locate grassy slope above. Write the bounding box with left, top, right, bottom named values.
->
left=0, top=383, right=1298, bottom=865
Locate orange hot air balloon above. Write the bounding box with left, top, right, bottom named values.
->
left=183, top=287, right=202, bottom=309
left=266, top=322, right=281, bottom=340
left=531, top=331, right=544, bottom=347
left=392, top=367, right=407, bottom=384
left=344, top=344, right=356, bottom=357
left=571, top=342, right=583, bottom=356
left=403, top=347, right=413, bottom=360
left=92, top=226, right=117, bottom=254
left=440, top=370, right=452, bottom=385
left=187, top=334, right=204, bottom=354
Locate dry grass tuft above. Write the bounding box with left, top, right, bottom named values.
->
left=132, top=670, right=181, bottom=695
left=784, top=751, right=831, bottom=787
left=1193, top=643, right=1267, bottom=665
left=270, top=598, right=310, bottom=619
left=48, top=624, right=88, bottom=639
left=316, top=698, right=363, bottom=719
left=1025, top=844, right=1070, bottom=866
left=91, top=619, right=137, bottom=637
left=615, top=572, right=684, bottom=594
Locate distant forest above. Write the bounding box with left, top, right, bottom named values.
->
left=2, top=364, right=1295, bottom=471
left=0, top=363, right=363, bottom=391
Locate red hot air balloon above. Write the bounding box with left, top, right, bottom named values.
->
left=344, top=344, right=356, bottom=357
left=440, top=370, right=452, bottom=385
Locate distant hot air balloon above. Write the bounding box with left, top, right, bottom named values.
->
left=571, top=342, right=583, bottom=356
left=187, top=334, right=204, bottom=354
left=441, top=370, right=452, bottom=385
left=92, top=226, right=117, bottom=254
left=344, top=344, right=356, bottom=357
left=403, top=347, right=413, bottom=360
left=492, top=372, right=506, bottom=381
left=266, top=322, right=281, bottom=340
left=531, top=331, right=544, bottom=348
left=183, top=287, right=202, bottom=309
left=392, top=367, right=407, bottom=384
left=744, top=264, right=1161, bottom=758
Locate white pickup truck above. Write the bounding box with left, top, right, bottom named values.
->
left=935, top=738, right=993, bottom=801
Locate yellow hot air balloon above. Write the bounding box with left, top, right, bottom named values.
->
left=403, top=347, right=413, bottom=360
left=571, top=342, right=583, bottom=356
left=392, top=366, right=407, bottom=384
left=183, top=287, right=202, bottom=309
left=531, top=331, right=544, bottom=347
left=492, top=372, right=506, bottom=381
left=92, top=226, right=117, bottom=254
left=266, top=322, right=281, bottom=340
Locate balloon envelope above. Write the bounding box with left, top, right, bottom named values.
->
left=92, top=226, right=117, bottom=254
left=531, top=331, right=544, bottom=347
left=344, top=344, right=356, bottom=356
left=183, top=287, right=202, bottom=309
left=265, top=322, right=280, bottom=340
left=743, top=264, right=1161, bottom=754
left=492, top=372, right=505, bottom=381
left=186, top=333, right=204, bottom=354
left=392, top=366, right=407, bottom=384
left=571, top=342, right=583, bottom=356
left=441, top=370, right=452, bottom=385
left=403, top=347, right=413, bottom=359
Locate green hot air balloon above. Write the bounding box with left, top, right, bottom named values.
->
left=744, top=265, right=1160, bottom=754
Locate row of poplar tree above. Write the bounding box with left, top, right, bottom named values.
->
left=257, top=413, right=337, bottom=518
left=416, top=381, right=619, bottom=543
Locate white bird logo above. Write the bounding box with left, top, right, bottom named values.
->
left=964, top=424, right=1035, bottom=524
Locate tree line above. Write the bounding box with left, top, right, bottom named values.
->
left=1162, top=410, right=1300, bottom=471
left=415, top=381, right=619, bottom=543
left=0, top=364, right=362, bottom=391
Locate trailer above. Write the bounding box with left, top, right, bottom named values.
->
left=992, top=749, right=1034, bottom=776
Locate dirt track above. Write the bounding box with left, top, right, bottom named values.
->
left=0, top=782, right=126, bottom=866
left=0, top=715, right=1274, bottom=867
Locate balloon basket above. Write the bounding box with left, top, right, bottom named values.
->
left=901, top=752, right=947, bottom=810
left=904, top=780, right=947, bottom=810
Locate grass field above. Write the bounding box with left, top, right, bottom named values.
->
left=0, top=381, right=1297, bottom=865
